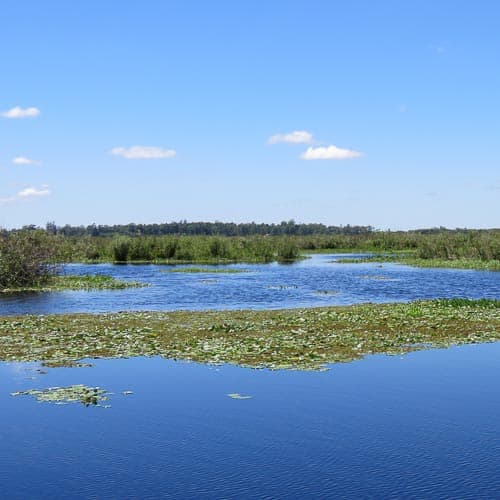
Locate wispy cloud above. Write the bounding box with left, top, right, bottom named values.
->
left=300, top=145, right=363, bottom=160
left=110, top=145, right=177, bottom=159
left=18, top=186, right=51, bottom=198
left=1, top=106, right=41, bottom=119
left=268, top=130, right=314, bottom=145
left=0, top=185, right=51, bottom=204
left=12, top=156, right=41, bottom=165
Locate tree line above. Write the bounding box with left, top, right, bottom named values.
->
left=42, top=220, right=375, bottom=237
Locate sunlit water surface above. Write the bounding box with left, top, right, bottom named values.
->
left=1, top=254, right=499, bottom=315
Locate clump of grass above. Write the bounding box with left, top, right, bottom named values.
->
left=0, top=299, right=498, bottom=370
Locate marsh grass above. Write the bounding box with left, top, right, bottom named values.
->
left=1, top=299, right=498, bottom=370
left=0, top=274, right=146, bottom=293
left=335, top=254, right=500, bottom=271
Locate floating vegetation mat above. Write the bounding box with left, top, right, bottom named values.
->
left=11, top=385, right=111, bottom=407
left=0, top=299, right=499, bottom=371
left=166, top=267, right=248, bottom=274
left=1, top=275, right=146, bottom=293
left=333, top=256, right=500, bottom=271
left=227, top=393, right=252, bottom=400
left=360, top=275, right=399, bottom=281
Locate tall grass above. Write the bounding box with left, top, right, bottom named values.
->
left=3, top=228, right=499, bottom=266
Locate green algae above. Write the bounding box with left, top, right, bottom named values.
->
left=0, top=299, right=498, bottom=371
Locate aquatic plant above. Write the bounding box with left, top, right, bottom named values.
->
left=11, top=385, right=111, bottom=407
left=1, top=274, right=146, bottom=293
left=166, top=267, right=247, bottom=274
left=0, top=299, right=498, bottom=371
left=227, top=393, right=252, bottom=400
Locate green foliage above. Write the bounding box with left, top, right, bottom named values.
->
left=112, top=237, right=130, bottom=261
left=0, top=230, right=57, bottom=288
left=4, top=226, right=499, bottom=267
left=277, top=239, right=300, bottom=262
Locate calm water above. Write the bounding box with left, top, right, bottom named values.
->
left=1, top=254, right=499, bottom=315
left=2, top=344, right=500, bottom=499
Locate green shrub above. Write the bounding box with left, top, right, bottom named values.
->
left=0, top=230, right=56, bottom=288
left=112, top=237, right=130, bottom=261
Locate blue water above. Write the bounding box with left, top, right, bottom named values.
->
left=1, top=254, right=498, bottom=314
left=2, top=344, right=500, bottom=499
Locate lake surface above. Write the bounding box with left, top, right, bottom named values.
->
left=1, top=254, right=499, bottom=315
left=2, top=343, right=500, bottom=499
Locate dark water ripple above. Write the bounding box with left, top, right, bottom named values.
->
left=1, top=254, right=498, bottom=315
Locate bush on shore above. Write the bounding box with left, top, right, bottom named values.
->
left=0, top=230, right=57, bottom=288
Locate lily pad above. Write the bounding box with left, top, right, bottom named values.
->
left=11, top=384, right=111, bottom=407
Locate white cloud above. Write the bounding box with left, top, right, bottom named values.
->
left=1, top=106, right=41, bottom=118
left=12, top=156, right=41, bottom=165
left=268, top=130, right=314, bottom=145
left=0, top=185, right=51, bottom=204
left=300, top=145, right=363, bottom=160
left=110, top=145, right=177, bottom=159
left=18, top=186, right=51, bottom=198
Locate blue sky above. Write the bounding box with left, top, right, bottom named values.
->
left=1, top=0, right=498, bottom=229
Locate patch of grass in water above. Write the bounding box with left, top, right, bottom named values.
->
left=1, top=274, right=147, bottom=293
left=334, top=255, right=500, bottom=271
